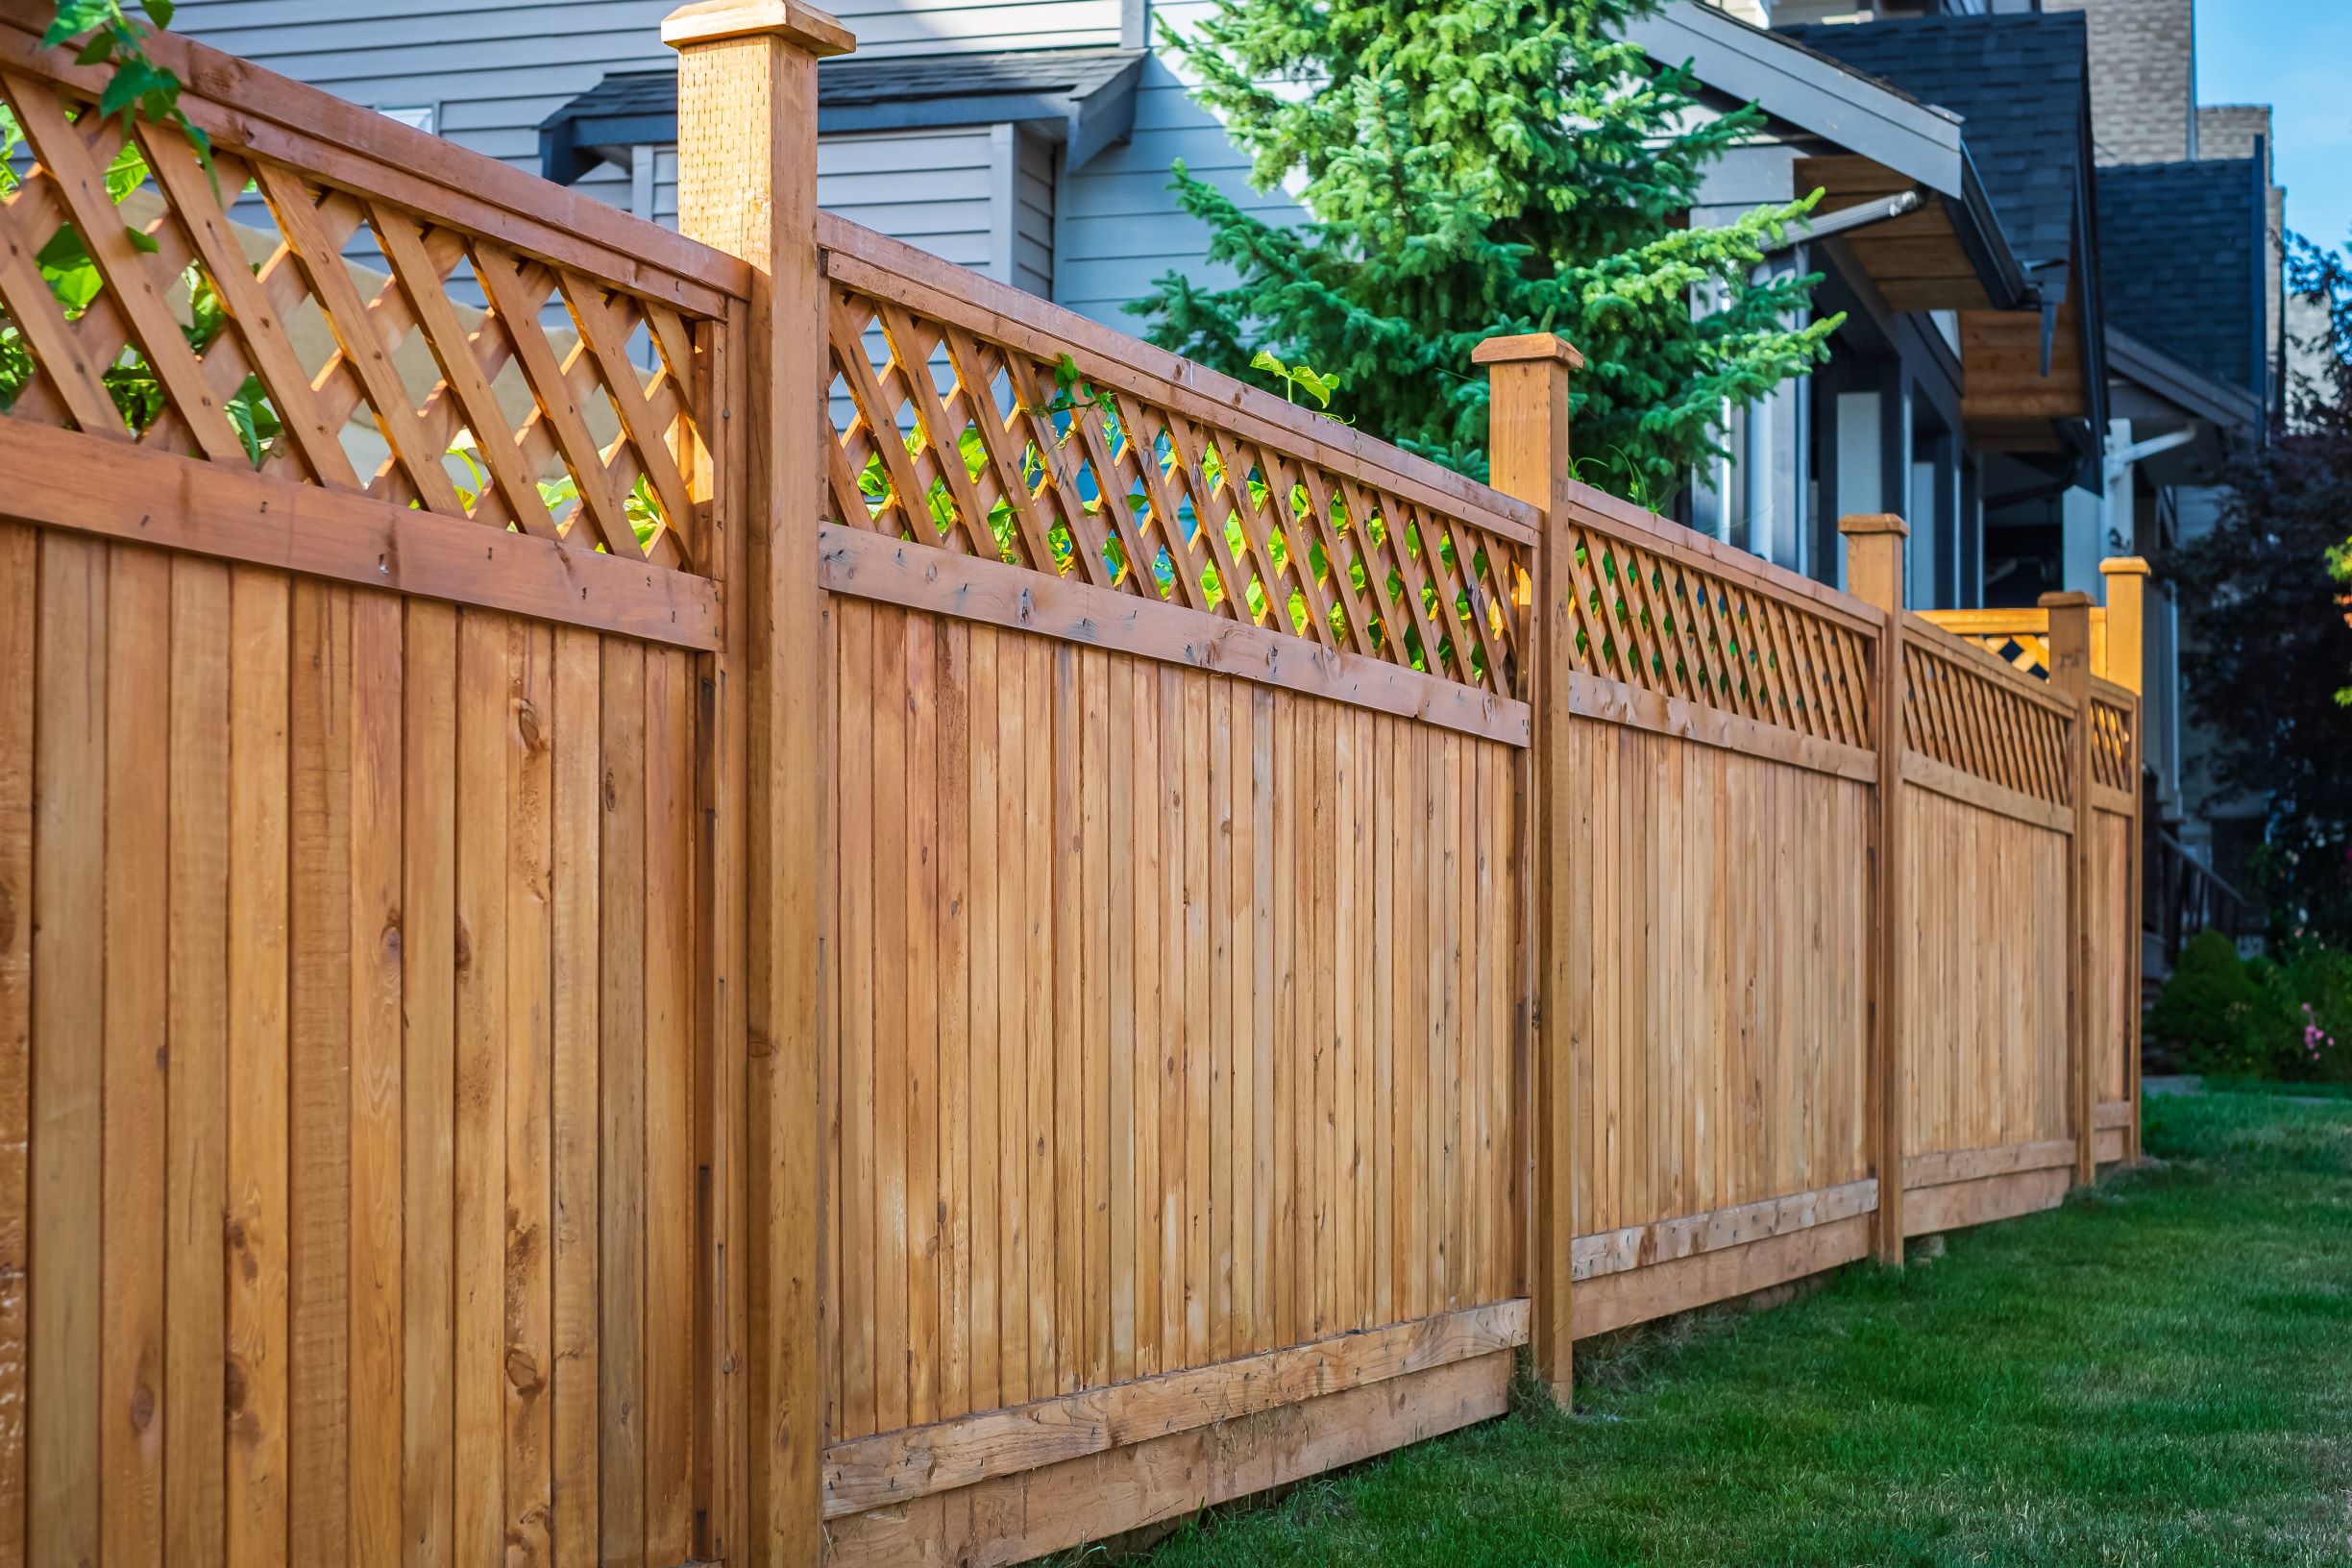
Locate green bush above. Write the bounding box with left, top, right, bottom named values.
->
left=2268, top=942, right=2352, bottom=1083
left=2150, top=930, right=2352, bottom=1082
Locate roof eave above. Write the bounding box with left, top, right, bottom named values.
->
left=1627, top=1, right=1969, bottom=193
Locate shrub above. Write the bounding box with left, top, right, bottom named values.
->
left=2151, top=930, right=2352, bottom=1083
left=2265, top=942, right=2352, bottom=1084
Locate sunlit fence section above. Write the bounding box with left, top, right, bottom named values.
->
left=0, top=8, right=2145, bottom=1568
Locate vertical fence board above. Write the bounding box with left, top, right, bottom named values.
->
left=31, top=533, right=104, bottom=1568
left=453, top=611, right=510, bottom=1565
left=289, top=581, right=354, bottom=1565
left=644, top=645, right=696, bottom=1558
left=0, top=525, right=26, bottom=1568
left=103, top=545, right=169, bottom=1568
left=598, top=636, right=647, bottom=1566
left=225, top=565, right=290, bottom=1568
left=550, top=627, right=602, bottom=1568
left=348, top=592, right=404, bottom=1568
left=401, top=600, right=458, bottom=1568
left=163, top=557, right=230, bottom=1567
left=506, top=622, right=556, bottom=1565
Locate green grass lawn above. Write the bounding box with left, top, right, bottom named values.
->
left=1124, top=1091, right=2352, bottom=1567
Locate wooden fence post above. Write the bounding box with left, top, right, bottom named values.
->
left=666, top=2, right=855, bottom=1562
left=2042, top=590, right=2097, bottom=1188
left=1472, top=331, right=1581, bottom=1405
left=1839, top=514, right=1908, bottom=1266
left=2099, top=556, right=2147, bottom=1161
left=2097, top=556, right=2147, bottom=696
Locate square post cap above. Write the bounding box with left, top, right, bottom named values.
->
left=663, top=0, right=856, bottom=54
left=1837, top=513, right=1909, bottom=538
left=1471, top=333, right=1584, bottom=370
left=2099, top=555, right=2152, bottom=578
left=2036, top=590, right=2094, bottom=609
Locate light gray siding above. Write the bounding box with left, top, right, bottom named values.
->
left=1013, top=127, right=1057, bottom=297
left=175, top=0, right=1270, bottom=323
left=175, top=0, right=1122, bottom=194
left=1052, top=1, right=1303, bottom=327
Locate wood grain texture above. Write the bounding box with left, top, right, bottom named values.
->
left=1902, top=774, right=2071, bottom=1164
left=826, top=1353, right=1514, bottom=1568
left=821, top=601, right=1522, bottom=1565
left=0, top=535, right=705, bottom=1566
left=1566, top=718, right=1874, bottom=1242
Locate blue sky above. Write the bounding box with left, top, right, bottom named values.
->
left=2198, top=0, right=2352, bottom=254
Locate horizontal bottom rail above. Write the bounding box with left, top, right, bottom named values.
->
left=824, top=1353, right=1513, bottom=1568
left=1904, top=1164, right=2070, bottom=1237
left=1902, top=1139, right=2075, bottom=1190
left=822, top=1300, right=1529, bottom=1519
left=1573, top=1179, right=1878, bottom=1282
left=1574, top=1213, right=1876, bottom=1338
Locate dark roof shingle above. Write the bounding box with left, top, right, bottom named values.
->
left=2097, top=158, right=2265, bottom=395
left=1776, top=12, right=2091, bottom=274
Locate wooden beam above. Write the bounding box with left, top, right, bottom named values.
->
left=2042, top=590, right=2097, bottom=1191
left=0, top=415, right=721, bottom=647
left=1900, top=750, right=2073, bottom=835
left=824, top=1354, right=1512, bottom=1568
left=1901, top=1139, right=2074, bottom=1190
left=1570, top=672, right=1879, bottom=784
left=815, top=525, right=1531, bottom=747
left=1475, top=331, right=1579, bottom=1405
left=1573, top=1215, right=1874, bottom=1339
left=1903, top=1166, right=2069, bottom=1238
left=1573, top=1180, right=1878, bottom=1282
left=1840, top=513, right=1909, bottom=1266
left=669, top=3, right=848, bottom=1561
left=821, top=1301, right=1528, bottom=1518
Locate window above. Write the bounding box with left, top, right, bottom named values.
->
left=380, top=105, right=437, bottom=135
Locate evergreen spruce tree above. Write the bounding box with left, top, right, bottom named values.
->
left=1131, top=0, right=1840, bottom=504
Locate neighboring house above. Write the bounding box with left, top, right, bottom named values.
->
left=179, top=0, right=2279, bottom=943
left=1662, top=0, right=2278, bottom=964
left=176, top=0, right=1285, bottom=328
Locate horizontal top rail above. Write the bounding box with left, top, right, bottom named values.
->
left=0, top=2, right=748, bottom=315
left=818, top=213, right=1535, bottom=701
left=1552, top=480, right=1883, bottom=752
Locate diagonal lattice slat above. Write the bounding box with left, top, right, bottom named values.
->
left=0, top=68, right=721, bottom=577
left=1551, top=495, right=1880, bottom=751
left=820, top=274, right=1531, bottom=698
left=1902, top=638, right=2073, bottom=808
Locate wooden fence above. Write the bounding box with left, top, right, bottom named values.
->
left=0, top=4, right=2142, bottom=1566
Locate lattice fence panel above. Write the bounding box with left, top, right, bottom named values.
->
left=2088, top=691, right=2137, bottom=795
left=819, top=279, right=1529, bottom=698
left=1901, top=636, right=2073, bottom=807
left=0, top=73, right=718, bottom=573
left=1556, top=498, right=1878, bottom=749
left=1957, top=631, right=2050, bottom=681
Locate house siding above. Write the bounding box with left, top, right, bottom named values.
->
left=175, top=0, right=1125, bottom=207
left=1052, top=1, right=1302, bottom=326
